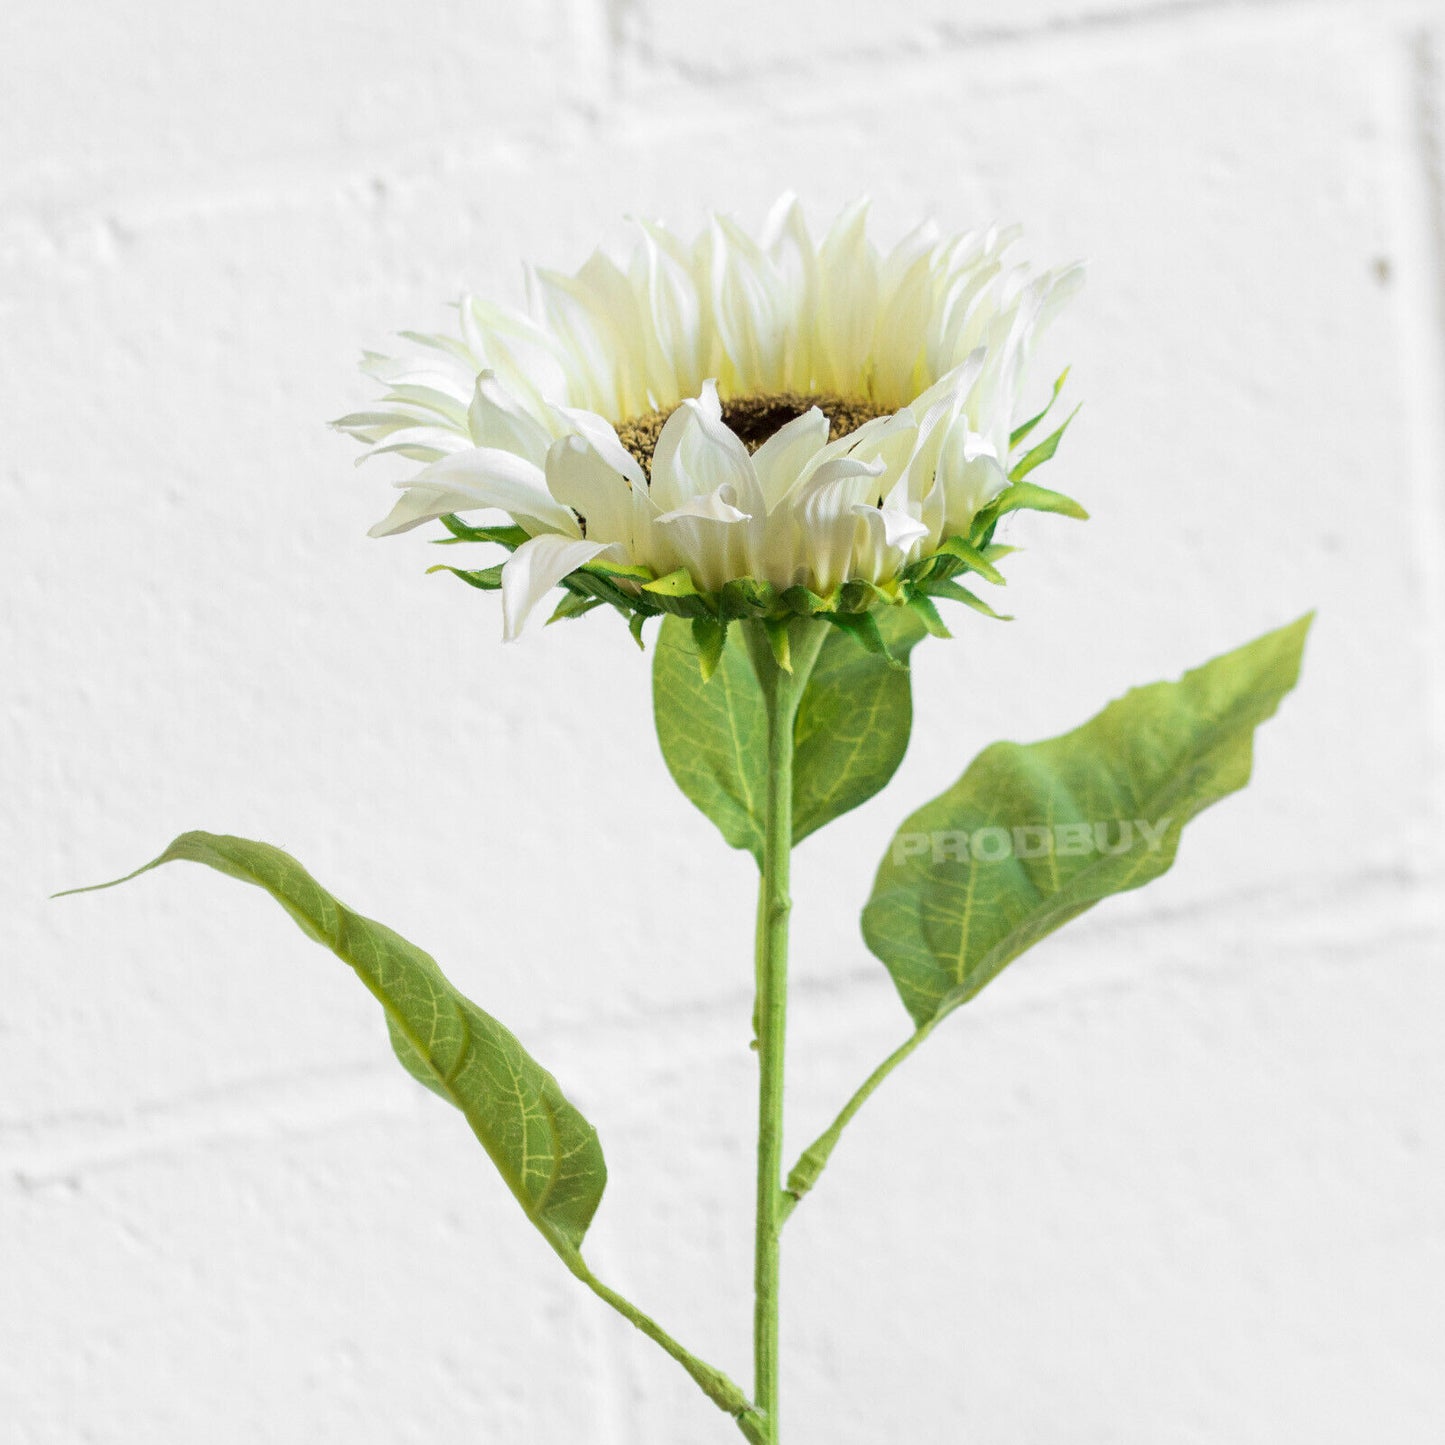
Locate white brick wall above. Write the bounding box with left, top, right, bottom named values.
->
left=4, top=0, right=1443, bottom=1439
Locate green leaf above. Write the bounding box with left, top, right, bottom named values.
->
left=654, top=617, right=768, bottom=856
left=862, top=615, right=1314, bottom=1027
left=61, top=833, right=606, bottom=1261
left=792, top=607, right=929, bottom=845
left=653, top=609, right=929, bottom=861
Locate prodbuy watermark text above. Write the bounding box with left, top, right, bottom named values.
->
left=891, top=817, right=1174, bottom=866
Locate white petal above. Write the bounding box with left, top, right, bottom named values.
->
left=750, top=406, right=830, bottom=511
left=368, top=482, right=486, bottom=538
left=374, top=383, right=471, bottom=428
left=533, top=266, right=625, bottom=417
left=708, top=215, right=786, bottom=391
left=910, top=351, right=988, bottom=417
left=649, top=380, right=763, bottom=514
left=468, top=371, right=555, bottom=465
left=362, top=429, right=474, bottom=464
left=333, top=410, right=422, bottom=445
left=854, top=504, right=930, bottom=550
left=547, top=403, right=647, bottom=488
left=574, top=248, right=649, bottom=417
left=461, top=297, right=570, bottom=414
left=656, top=488, right=751, bottom=525
left=501, top=534, right=610, bottom=641
left=761, top=192, right=819, bottom=383
left=843, top=409, right=919, bottom=485
left=938, top=421, right=1011, bottom=530
left=792, top=453, right=886, bottom=509
left=545, top=434, right=638, bottom=544
left=814, top=198, right=880, bottom=392
left=631, top=220, right=707, bottom=406
left=798, top=485, right=865, bottom=595
left=360, top=349, right=475, bottom=401
left=370, top=447, right=579, bottom=538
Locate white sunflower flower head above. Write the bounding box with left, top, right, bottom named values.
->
left=333, top=196, right=1086, bottom=676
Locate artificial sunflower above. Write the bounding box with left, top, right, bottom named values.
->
left=335, top=196, right=1085, bottom=668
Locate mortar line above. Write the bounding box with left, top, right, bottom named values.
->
left=1380, top=25, right=1445, bottom=883
left=6, top=875, right=1435, bottom=1188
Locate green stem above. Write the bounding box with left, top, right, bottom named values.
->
left=564, top=1252, right=768, bottom=1443
left=778, top=1020, right=937, bottom=1223
left=743, top=619, right=828, bottom=1444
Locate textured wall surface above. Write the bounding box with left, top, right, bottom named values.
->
left=4, top=1, right=1444, bottom=1441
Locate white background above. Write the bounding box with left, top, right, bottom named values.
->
left=4, top=1, right=1444, bottom=1441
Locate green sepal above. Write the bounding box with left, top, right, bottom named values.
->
left=779, top=585, right=834, bottom=616
left=692, top=617, right=728, bottom=681
left=1010, top=366, right=1070, bottom=449
left=720, top=577, right=778, bottom=620
left=989, top=479, right=1089, bottom=523
left=969, top=482, right=1088, bottom=552
left=427, top=562, right=505, bottom=591
left=583, top=558, right=654, bottom=585
left=645, top=591, right=717, bottom=620
left=919, top=576, right=1012, bottom=621
left=837, top=578, right=895, bottom=614
left=763, top=617, right=792, bottom=672
left=643, top=567, right=701, bottom=598
left=1008, top=404, right=1081, bottom=482
left=628, top=611, right=650, bottom=649
left=548, top=592, right=605, bottom=625
left=822, top=609, right=904, bottom=667
left=903, top=534, right=1007, bottom=592
left=904, top=589, right=951, bottom=638
left=933, top=536, right=1007, bottom=586
left=566, top=568, right=656, bottom=614
left=438, top=516, right=530, bottom=549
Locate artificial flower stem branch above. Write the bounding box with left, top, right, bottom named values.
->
left=744, top=619, right=830, bottom=1444
left=564, top=1254, right=767, bottom=1442
left=778, top=1021, right=940, bottom=1224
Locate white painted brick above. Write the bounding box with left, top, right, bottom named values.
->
left=620, top=0, right=1337, bottom=80
left=3, top=1, right=1443, bottom=1441
left=0, top=0, right=600, bottom=213
left=599, top=924, right=1445, bottom=1443
left=0, top=1114, right=613, bottom=1442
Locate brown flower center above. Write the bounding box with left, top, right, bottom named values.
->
left=615, top=391, right=895, bottom=477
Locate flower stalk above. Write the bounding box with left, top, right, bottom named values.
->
left=744, top=618, right=830, bottom=1443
